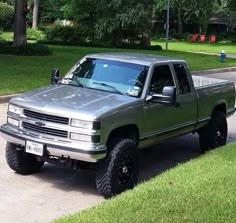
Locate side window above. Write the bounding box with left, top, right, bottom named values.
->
left=149, top=65, right=174, bottom=94
left=174, top=64, right=191, bottom=94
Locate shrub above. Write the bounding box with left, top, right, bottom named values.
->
left=27, top=28, right=46, bottom=41
left=0, top=28, right=2, bottom=41
left=45, top=25, right=80, bottom=44
left=0, top=42, right=52, bottom=56
left=42, top=25, right=162, bottom=50
left=171, top=32, right=190, bottom=40
left=151, top=32, right=166, bottom=39
left=0, top=2, right=14, bottom=30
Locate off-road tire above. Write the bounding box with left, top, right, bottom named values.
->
left=5, top=142, right=44, bottom=175
left=198, top=111, right=227, bottom=152
left=96, top=138, right=139, bottom=198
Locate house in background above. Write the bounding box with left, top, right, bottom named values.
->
left=208, top=16, right=230, bottom=33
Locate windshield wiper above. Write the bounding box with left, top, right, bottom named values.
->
left=61, top=77, right=85, bottom=88
left=93, top=82, right=126, bottom=96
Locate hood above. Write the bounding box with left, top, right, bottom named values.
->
left=10, top=85, right=138, bottom=120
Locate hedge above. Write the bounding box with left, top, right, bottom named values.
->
left=0, top=2, right=14, bottom=31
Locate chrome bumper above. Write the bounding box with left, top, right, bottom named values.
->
left=0, top=124, right=106, bottom=163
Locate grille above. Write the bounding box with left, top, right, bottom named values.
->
left=22, top=122, right=68, bottom=138
left=24, top=109, right=69, bottom=125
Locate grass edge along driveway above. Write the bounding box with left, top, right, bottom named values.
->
left=0, top=45, right=236, bottom=95
left=53, top=143, right=236, bottom=223
left=152, top=39, right=236, bottom=54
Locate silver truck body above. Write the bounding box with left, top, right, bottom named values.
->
left=1, top=53, right=235, bottom=163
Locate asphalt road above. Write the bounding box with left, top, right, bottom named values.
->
left=0, top=71, right=236, bottom=223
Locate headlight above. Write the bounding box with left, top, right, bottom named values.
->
left=71, top=119, right=93, bottom=129
left=7, top=117, right=19, bottom=127
left=8, top=104, right=21, bottom=115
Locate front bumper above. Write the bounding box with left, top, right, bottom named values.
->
left=0, top=124, right=106, bottom=163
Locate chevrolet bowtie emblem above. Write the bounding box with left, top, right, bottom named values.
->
left=35, top=120, right=46, bottom=127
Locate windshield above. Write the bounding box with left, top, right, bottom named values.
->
left=60, top=58, right=149, bottom=97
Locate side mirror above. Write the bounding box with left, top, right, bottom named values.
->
left=51, top=68, right=60, bottom=85
left=148, top=86, right=176, bottom=105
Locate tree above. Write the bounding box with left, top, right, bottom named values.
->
left=195, top=1, right=215, bottom=33
left=13, top=0, right=27, bottom=46
left=154, top=0, right=198, bottom=33
left=72, top=0, right=154, bottom=47
left=213, top=0, right=229, bottom=16
left=229, top=0, right=236, bottom=30
left=32, top=0, right=39, bottom=28
left=61, top=0, right=74, bottom=20
left=72, top=0, right=98, bottom=41
left=172, top=0, right=198, bottom=33
left=40, top=0, right=64, bottom=23
left=154, top=0, right=224, bottom=34
left=0, top=0, right=14, bottom=5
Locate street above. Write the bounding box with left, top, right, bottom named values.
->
left=0, top=71, right=236, bottom=223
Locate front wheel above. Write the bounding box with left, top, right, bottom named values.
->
left=5, top=142, right=44, bottom=175
left=96, top=138, right=139, bottom=198
left=198, top=111, right=227, bottom=152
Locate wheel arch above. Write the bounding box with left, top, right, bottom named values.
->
left=212, top=103, right=226, bottom=116
left=106, top=124, right=140, bottom=148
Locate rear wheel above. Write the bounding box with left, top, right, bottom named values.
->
left=198, top=111, right=227, bottom=152
left=5, top=142, right=44, bottom=175
left=96, top=138, right=139, bottom=198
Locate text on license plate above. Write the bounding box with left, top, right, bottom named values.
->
left=25, top=141, right=44, bottom=156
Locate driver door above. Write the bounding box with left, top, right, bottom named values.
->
left=143, top=64, right=180, bottom=141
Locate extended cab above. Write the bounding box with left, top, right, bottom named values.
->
left=1, top=53, right=235, bottom=197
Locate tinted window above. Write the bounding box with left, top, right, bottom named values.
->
left=174, top=64, right=191, bottom=94
left=149, top=65, right=175, bottom=94
left=61, top=58, right=148, bottom=97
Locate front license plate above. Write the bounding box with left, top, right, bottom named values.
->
left=25, top=141, right=44, bottom=156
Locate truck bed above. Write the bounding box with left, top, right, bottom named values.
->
left=192, top=75, right=232, bottom=88
left=192, top=75, right=235, bottom=129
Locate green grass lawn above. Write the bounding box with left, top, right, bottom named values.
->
left=53, top=143, right=236, bottom=223
left=152, top=39, right=236, bottom=54
left=1, top=44, right=236, bottom=95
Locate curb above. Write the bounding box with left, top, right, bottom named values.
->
left=192, top=67, right=236, bottom=75
left=0, top=67, right=236, bottom=104
left=187, top=51, right=236, bottom=59
left=0, top=94, right=20, bottom=104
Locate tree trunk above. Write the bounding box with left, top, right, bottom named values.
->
left=13, top=0, right=27, bottom=47
left=199, top=25, right=202, bottom=34
left=177, top=8, right=183, bottom=33
left=32, top=0, right=39, bottom=29
left=142, top=0, right=154, bottom=47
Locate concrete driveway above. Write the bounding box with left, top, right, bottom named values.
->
left=0, top=72, right=236, bottom=223
left=0, top=103, right=104, bottom=223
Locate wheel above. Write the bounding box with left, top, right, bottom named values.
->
left=198, top=111, right=227, bottom=152
left=96, top=138, right=139, bottom=198
left=5, top=142, right=44, bottom=175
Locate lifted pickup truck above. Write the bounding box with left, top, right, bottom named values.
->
left=1, top=53, right=235, bottom=197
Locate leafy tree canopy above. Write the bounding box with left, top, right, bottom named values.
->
left=72, top=0, right=153, bottom=46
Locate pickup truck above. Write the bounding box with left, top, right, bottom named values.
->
left=1, top=53, right=235, bottom=198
